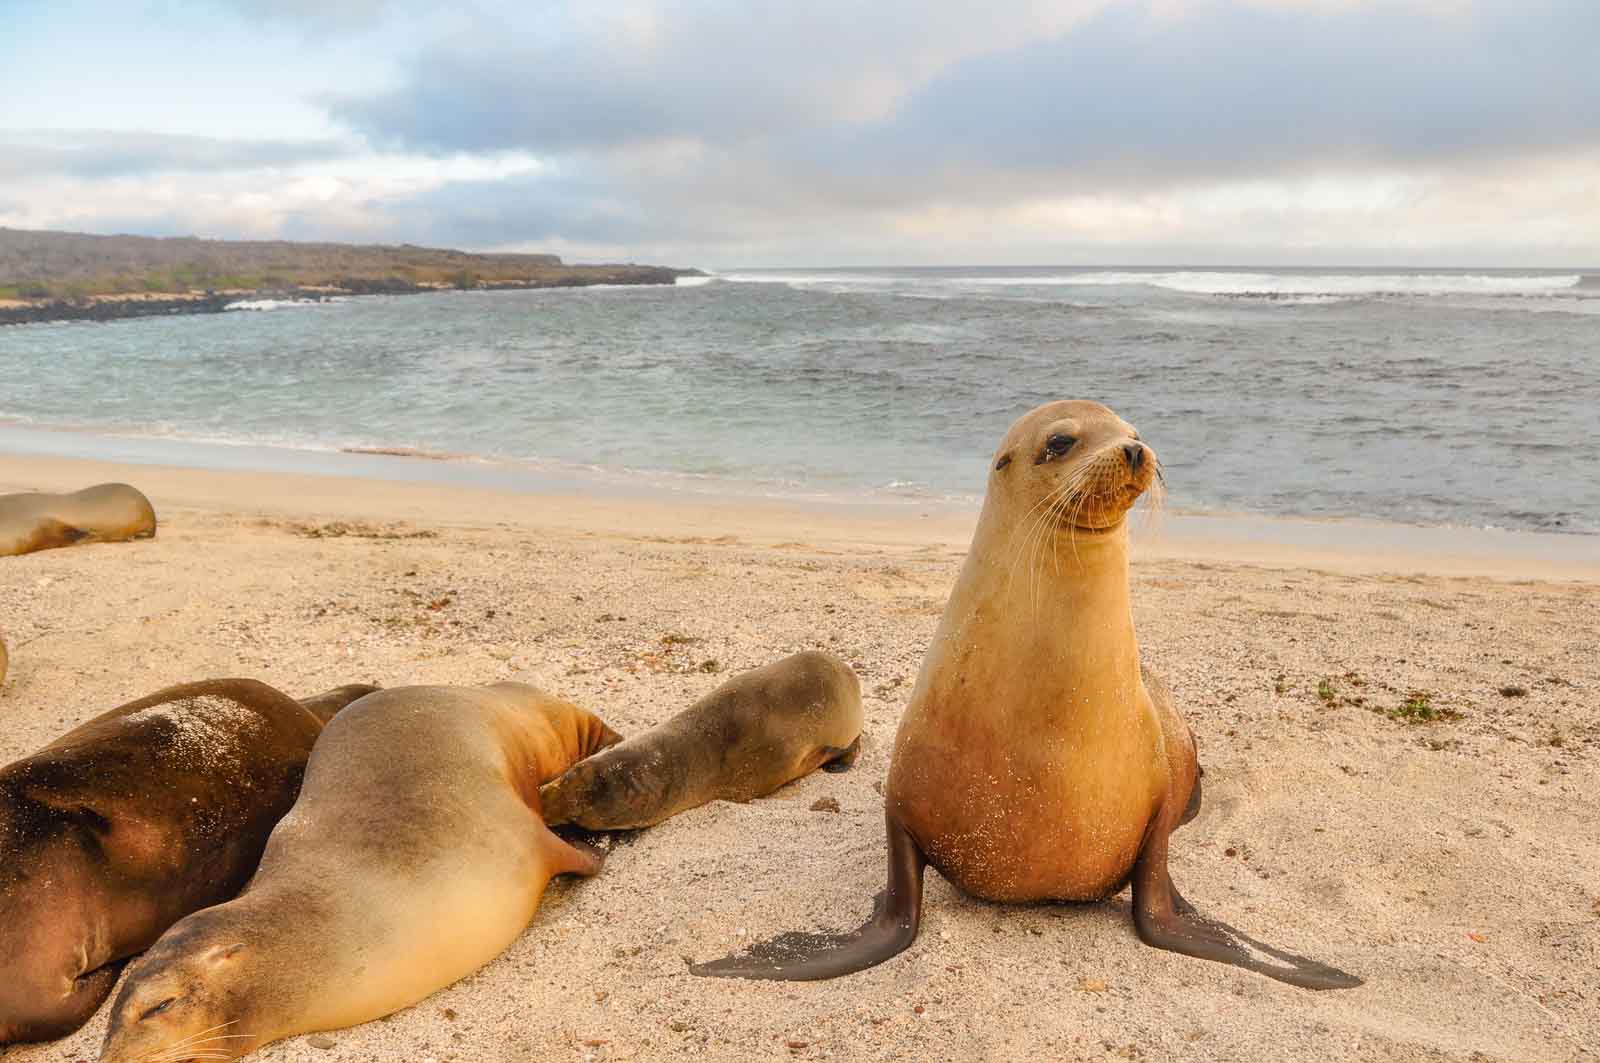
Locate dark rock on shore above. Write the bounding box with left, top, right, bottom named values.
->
left=1, top=267, right=705, bottom=327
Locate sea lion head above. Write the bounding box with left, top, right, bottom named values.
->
left=988, top=400, right=1159, bottom=535
left=99, top=911, right=263, bottom=1063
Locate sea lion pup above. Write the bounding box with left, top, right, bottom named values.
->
left=99, top=683, right=622, bottom=1063
left=541, top=650, right=863, bottom=830
left=0, top=678, right=379, bottom=1045
left=692, top=401, right=1361, bottom=990
left=0, top=483, right=157, bottom=557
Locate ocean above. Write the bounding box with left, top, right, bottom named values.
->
left=2, top=266, right=1597, bottom=534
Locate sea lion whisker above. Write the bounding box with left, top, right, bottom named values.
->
left=1043, top=480, right=1084, bottom=586
left=1004, top=478, right=1075, bottom=601
left=1025, top=476, right=1085, bottom=612
left=132, top=1021, right=243, bottom=1060
left=149, top=1050, right=236, bottom=1063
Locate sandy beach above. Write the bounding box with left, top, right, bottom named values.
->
left=1, top=453, right=1596, bottom=1063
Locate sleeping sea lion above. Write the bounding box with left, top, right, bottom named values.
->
left=692, top=400, right=1361, bottom=990
left=98, top=683, right=621, bottom=1063
left=0, top=678, right=378, bottom=1044
left=0, top=483, right=157, bottom=557
left=541, top=650, right=862, bottom=830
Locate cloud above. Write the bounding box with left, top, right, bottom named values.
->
left=328, top=1, right=1106, bottom=153
left=0, top=131, right=357, bottom=180
left=10, top=0, right=1598, bottom=265
left=840, top=0, right=1600, bottom=183
left=216, top=0, right=399, bottom=28
left=332, top=0, right=1600, bottom=181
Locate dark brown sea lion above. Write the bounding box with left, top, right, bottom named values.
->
left=0, top=483, right=157, bottom=557
left=0, top=678, right=378, bottom=1045
left=692, top=400, right=1361, bottom=990
left=98, top=683, right=621, bottom=1063
left=540, top=650, right=862, bottom=830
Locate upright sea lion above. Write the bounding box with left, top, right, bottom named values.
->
left=0, top=483, right=157, bottom=557
left=541, top=650, right=862, bottom=830
left=99, top=683, right=622, bottom=1063
left=693, top=401, right=1361, bottom=990
left=0, top=678, right=379, bottom=1044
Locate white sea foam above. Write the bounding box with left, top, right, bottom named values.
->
left=224, top=298, right=326, bottom=311
left=950, top=271, right=1586, bottom=297
left=720, top=272, right=899, bottom=286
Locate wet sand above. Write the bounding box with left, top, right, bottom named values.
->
left=1, top=454, right=1596, bottom=1063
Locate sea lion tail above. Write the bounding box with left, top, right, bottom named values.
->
left=690, top=812, right=926, bottom=981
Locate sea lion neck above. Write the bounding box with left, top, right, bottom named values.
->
left=945, top=498, right=1141, bottom=703
left=485, top=688, right=621, bottom=796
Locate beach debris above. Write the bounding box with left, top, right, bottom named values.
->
left=1077, top=978, right=1109, bottom=993
left=307, top=1034, right=336, bottom=1049
left=290, top=520, right=437, bottom=540
left=1381, top=690, right=1461, bottom=724
left=810, top=796, right=841, bottom=813
left=1497, top=685, right=1528, bottom=697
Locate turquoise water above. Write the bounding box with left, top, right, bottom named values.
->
left=2, top=267, right=1597, bottom=532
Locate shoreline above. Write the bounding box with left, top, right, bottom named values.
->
left=0, top=269, right=699, bottom=326
left=3, top=442, right=1596, bottom=581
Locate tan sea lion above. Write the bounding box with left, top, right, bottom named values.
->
left=693, top=400, right=1361, bottom=990
left=541, top=650, right=862, bottom=830
left=99, top=683, right=622, bottom=1063
left=0, top=678, right=379, bottom=1045
left=0, top=483, right=157, bottom=557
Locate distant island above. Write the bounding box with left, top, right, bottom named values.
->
left=0, top=227, right=701, bottom=325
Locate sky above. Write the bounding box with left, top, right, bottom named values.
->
left=1, top=0, right=1596, bottom=267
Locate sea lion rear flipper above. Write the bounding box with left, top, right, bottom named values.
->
left=819, top=736, right=861, bottom=773
left=690, top=811, right=925, bottom=981
left=20, top=519, right=90, bottom=554
left=1130, top=809, right=1362, bottom=991
left=295, top=684, right=382, bottom=724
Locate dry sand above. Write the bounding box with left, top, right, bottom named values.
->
left=1, top=455, right=1596, bottom=1063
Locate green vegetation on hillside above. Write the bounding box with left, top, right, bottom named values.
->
left=0, top=227, right=693, bottom=301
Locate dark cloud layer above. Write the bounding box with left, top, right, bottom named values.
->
left=332, top=0, right=1600, bottom=181
left=858, top=0, right=1600, bottom=179
left=0, top=131, right=354, bottom=179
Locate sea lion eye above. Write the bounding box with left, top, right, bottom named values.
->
left=142, top=997, right=177, bottom=1019
left=1046, top=434, right=1075, bottom=455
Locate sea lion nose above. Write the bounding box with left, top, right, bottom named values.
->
left=1123, top=443, right=1145, bottom=471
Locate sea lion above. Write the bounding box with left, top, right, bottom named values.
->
left=0, top=678, right=379, bottom=1045
left=0, top=631, right=8, bottom=686
left=99, top=683, right=622, bottom=1063
left=541, top=650, right=862, bottom=830
left=0, top=483, right=157, bottom=557
left=692, top=400, right=1361, bottom=990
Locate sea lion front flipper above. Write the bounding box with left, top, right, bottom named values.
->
left=1130, top=810, right=1362, bottom=991
left=4, top=960, right=122, bottom=1044
left=819, top=736, right=861, bottom=773
left=542, top=830, right=606, bottom=879
left=690, top=810, right=925, bottom=981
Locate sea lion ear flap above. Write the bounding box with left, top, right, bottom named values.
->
left=209, top=942, right=246, bottom=963
left=994, top=452, right=1013, bottom=471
